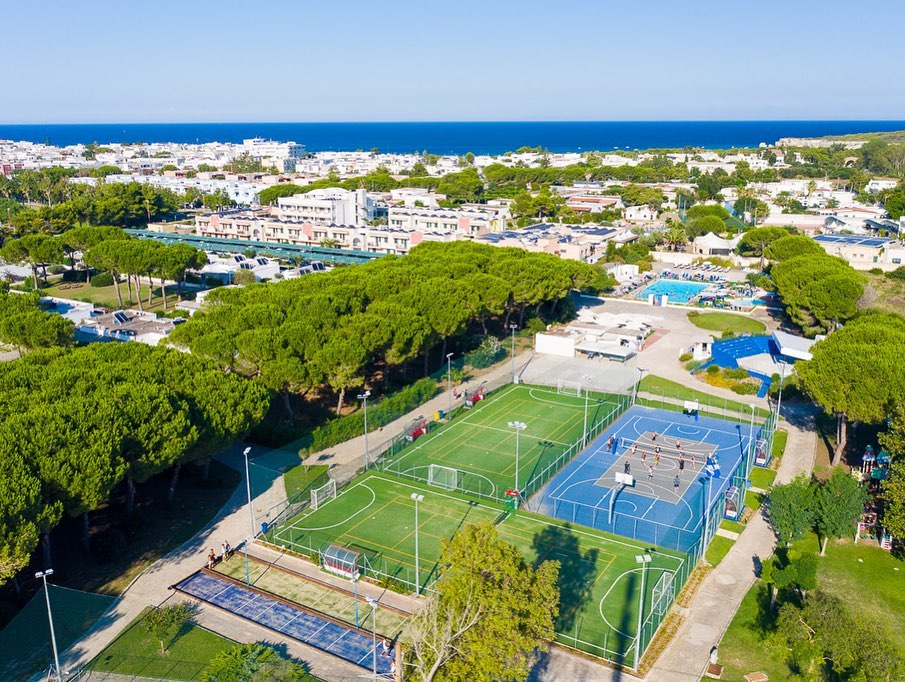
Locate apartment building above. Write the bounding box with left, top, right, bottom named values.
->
left=387, top=205, right=508, bottom=236
left=277, top=188, right=375, bottom=225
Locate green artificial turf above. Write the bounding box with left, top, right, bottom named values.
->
left=382, top=383, right=625, bottom=500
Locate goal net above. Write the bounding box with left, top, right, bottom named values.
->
left=311, top=479, right=337, bottom=510
left=428, top=464, right=459, bottom=491
left=556, top=379, right=583, bottom=397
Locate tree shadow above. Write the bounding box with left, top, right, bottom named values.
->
left=530, top=523, right=599, bottom=634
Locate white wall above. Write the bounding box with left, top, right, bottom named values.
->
left=534, top=332, right=575, bottom=357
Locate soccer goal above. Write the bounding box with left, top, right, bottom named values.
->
left=311, top=479, right=337, bottom=510
left=428, top=464, right=460, bottom=491
left=556, top=379, right=583, bottom=397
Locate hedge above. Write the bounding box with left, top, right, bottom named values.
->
left=299, top=377, right=438, bottom=454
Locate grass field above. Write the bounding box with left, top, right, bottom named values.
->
left=87, top=607, right=235, bottom=681
left=42, top=280, right=177, bottom=312
left=638, top=374, right=771, bottom=418
left=381, top=383, right=624, bottom=500
left=686, top=312, right=766, bottom=334
left=265, top=471, right=687, bottom=663
left=719, top=536, right=905, bottom=680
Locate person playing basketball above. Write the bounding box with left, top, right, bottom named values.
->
left=678, top=454, right=685, bottom=474
left=647, top=465, right=654, bottom=481
left=673, top=475, right=680, bottom=493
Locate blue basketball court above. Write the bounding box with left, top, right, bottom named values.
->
left=533, top=405, right=760, bottom=553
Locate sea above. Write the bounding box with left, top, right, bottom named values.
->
left=1, top=121, right=903, bottom=155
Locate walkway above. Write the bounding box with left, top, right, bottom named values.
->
left=646, top=403, right=817, bottom=681
left=48, top=353, right=533, bottom=682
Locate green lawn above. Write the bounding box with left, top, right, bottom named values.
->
left=749, top=467, right=777, bottom=490
left=718, top=537, right=905, bottom=680
left=381, top=383, right=625, bottom=500
left=686, top=312, right=766, bottom=334
left=772, top=429, right=788, bottom=460
left=745, top=490, right=764, bottom=512
left=43, top=280, right=183, bottom=312
left=705, top=535, right=735, bottom=567
left=265, top=470, right=688, bottom=664
left=720, top=519, right=745, bottom=535
left=638, top=375, right=770, bottom=418
left=87, top=607, right=235, bottom=680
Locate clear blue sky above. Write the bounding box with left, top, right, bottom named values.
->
left=2, top=0, right=904, bottom=123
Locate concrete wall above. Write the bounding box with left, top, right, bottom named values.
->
left=534, top=332, right=575, bottom=357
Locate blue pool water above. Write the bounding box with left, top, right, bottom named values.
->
left=637, top=279, right=708, bottom=304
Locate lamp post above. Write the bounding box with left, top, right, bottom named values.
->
left=243, top=446, right=254, bottom=586
left=353, top=574, right=360, bottom=630
left=358, top=390, right=371, bottom=468
left=582, top=374, right=592, bottom=446
left=365, top=596, right=379, bottom=680
left=775, top=362, right=788, bottom=425
left=36, top=569, right=61, bottom=682
left=747, top=403, right=756, bottom=474
left=508, top=421, right=527, bottom=493
left=633, top=553, right=652, bottom=671
left=631, top=367, right=647, bottom=405
left=411, top=493, right=424, bottom=594
left=446, top=353, right=454, bottom=417
left=510, top=323, right=518, bottom=383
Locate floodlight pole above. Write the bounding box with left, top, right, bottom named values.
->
left=243, top=446, right=254, bottom=586
left=510, top=323, right=518, bottom=383
left=366, top=596, right=378, bottom=680
left=36, top=569, right=61, bottom=682
left=582, top=374, right=592, bottom=446
left=775, top=362, right=788, bottom=425
left=446, top=353, right=454, bottom=418
left=747, top=404, right=756, bottom=473
left=633, top=554, right=651, bottom=671
left=631, top=367, right=647, bottom=406
left=358, top=390, right=371, bottom=468
left=411, top=493, right=424, bottom=594
left=509, top=421, right=527, bottom=493
left=353, top=575, right=359, bottom=630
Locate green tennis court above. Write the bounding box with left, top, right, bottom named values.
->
left=264, top=471, right=687, bottom=663
left=381, top=383, right=625, bottom=500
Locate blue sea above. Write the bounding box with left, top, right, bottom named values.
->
left=1, top=121, right=903, bottom=155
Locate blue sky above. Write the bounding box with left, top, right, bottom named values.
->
left=2, top=0, right=904, bottom=123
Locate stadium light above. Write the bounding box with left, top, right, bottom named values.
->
left=633, top=554, right=652, bottom=671
left=358, top=390, right=371, bottom=468
left=35, top=569, right=62, bottom=682
left=411, top=493, right=424, bottom=595
left=510, top=323, right=518, bottom=383
left=365, top=596, right=379, bottom=679
left=446, top=353, right=454, bottom=418
left=747, top=403, right=756, bottom=467
left=775, top=362, right=788, bottom=423
left=631, top=367, right=647, bottom=405
left=582, top=374, right=592, bottom=446
left=243, top=446, right=254, bottom=586
left=508, top=421, right=527, bottom=492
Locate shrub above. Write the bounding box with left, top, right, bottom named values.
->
left=48, top=265, right=66, bottom=275
left=201, top=642, right=312, bottom=682
left=61, top=269, right=88, bottom=283
left=684, top=359, right=705, bottom=371
left=724, top=367, right=750, bottom=380
left=90, top=272, right=114, bottom=287
left=706, top=364, right=720, bottom=375
left=887, top=266, right=905, bottom=281
left=730, top=383, right=759, bottom=395
left=465, top=336, right=507, bottom=369
left=869, top=267, right=884, bottom=275
left=300, top=377, right=438, bottom=454
left=679, top=352, right=693, bottom=362
left=524, top=317, right=547, bottom=334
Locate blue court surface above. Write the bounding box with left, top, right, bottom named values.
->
left=533, top=405, right=759, bottom=553
left=174, top=571, right=393, bottom=676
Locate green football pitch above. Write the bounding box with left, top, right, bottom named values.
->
left=381, top=383, right=625, bottom=500
left=265, top=471, right=687, bottom=662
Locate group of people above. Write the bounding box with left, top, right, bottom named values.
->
left=205, top=540, right=233, bottom=569
left=609, top=432, right=715, bottom=494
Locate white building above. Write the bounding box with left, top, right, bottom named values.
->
left=277, top=188, right=375, bottom=225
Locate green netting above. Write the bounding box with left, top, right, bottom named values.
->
left=0, top=584, right=116, bottom=681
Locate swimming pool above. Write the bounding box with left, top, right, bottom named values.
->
left=636, top=278, right=708, bottom=304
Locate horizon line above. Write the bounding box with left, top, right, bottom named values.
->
left=2, top=118, right=905, bottom=127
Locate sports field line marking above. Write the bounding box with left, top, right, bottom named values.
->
left=597, top=567, right=649, bottom=639
left=368, top=474, right=686, bottom=565
left=278, top=483, right=377, bottom=534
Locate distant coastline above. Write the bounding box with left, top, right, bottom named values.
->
left=2, top=120, right=905, bottom=155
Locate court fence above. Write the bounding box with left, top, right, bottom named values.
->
left=377, top=387, right=632, bottom=506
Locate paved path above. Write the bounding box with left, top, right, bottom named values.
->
left=646, top=403, right=817, bottom=681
